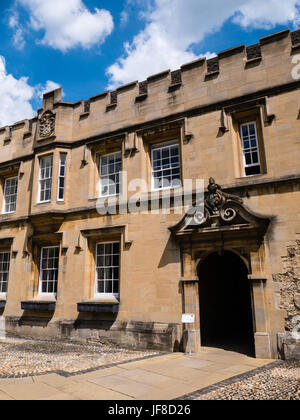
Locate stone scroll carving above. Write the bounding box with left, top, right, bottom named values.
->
left=39, top=110, right=56, bottom=138
left=195, top=177, right=243, bottom=226
left=170, top=177, right=270, bottom=238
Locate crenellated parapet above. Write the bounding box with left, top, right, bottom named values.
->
left=0, top=28, right=299, bottom=163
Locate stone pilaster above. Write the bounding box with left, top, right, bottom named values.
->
left=249, top=275, right=272, bottom=359
left=181, top=278, right=201, bottom=353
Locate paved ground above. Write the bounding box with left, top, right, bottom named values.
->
left=0, top=338, right=293, bottom=400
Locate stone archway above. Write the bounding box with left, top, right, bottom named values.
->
left=170, top=178, right=273, bottom=359
left=198, top=250, right=255, bottom=356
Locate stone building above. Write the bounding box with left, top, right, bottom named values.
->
left=0, top=29, right=299, bottom=360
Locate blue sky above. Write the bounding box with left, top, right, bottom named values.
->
left=0, top=0, right=299, bottom=126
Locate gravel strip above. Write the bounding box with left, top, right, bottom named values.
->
left=181, top=361, right=300, bottom=400
left=0, top=337, right=160, bottom=378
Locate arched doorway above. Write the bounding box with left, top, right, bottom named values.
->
left=198, top=251, right=255, bottom=357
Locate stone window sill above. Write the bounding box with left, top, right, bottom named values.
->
left=21, top=301, right=56, bottom=311
left=106, top=104, right=117, bottom=112
left=168, top=83, right=182, bottom=92
left=135, top=94, right=148, bottom=103
left=77, top=302, right=119, bottom=313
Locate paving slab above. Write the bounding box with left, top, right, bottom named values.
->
left=70, top=366, right=125, bottom=382
left=0, top=382, right=59, bottom=400
left=0, top=348, right=274, bottom=400
left=59, top=380, right=133, bottom=400
left=89, top=374, right=157, bottom=399
left=39, top=392, right=79, bottom=401
left=139, top=383, right=198, bottom=401
left=114, top=368, right=174, bottom=386
left=0, top=390, right=14, bottom=400
left=32, top=373, right=75, bottom=388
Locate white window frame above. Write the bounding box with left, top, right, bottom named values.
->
left=151, top=141, right=181, bottom=191
left=99, top=151, right=122, bottom=198
left=38, top=155, right=53, bottom=203
left=57, top=153, right=67, bottom=202
left=2, top=176, right=18, bottom=214
left=38, top=246, right=59, bottom=298
left=94, top=241, right=120, bottom=299
left=240, top=121, right=262, bottom=177
left=0, top=251, right=10, bottom=297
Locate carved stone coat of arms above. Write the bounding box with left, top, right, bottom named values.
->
left=39, top=111, right=56, bottom=138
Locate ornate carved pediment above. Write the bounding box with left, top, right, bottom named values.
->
left=170, top=178, right=270, bottom=239
left=39, top=110, right=56, bottom=138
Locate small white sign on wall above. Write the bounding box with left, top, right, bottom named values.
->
left=182, top=313, right=195, bottom=324
left=0, top=316, right=5, bottom=340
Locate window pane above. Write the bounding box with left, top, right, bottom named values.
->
left=249, top=124, right=256, bottom=135
left=152, top=144, right=180, bottom=190
left=106, top=281, right=113, bottom=294
left=0, top=252, right=10, bottom=295
left=39, top=156, right=53, bottom=202
left=95, top=242, right=119, bottom=295
left=242, top=125, right=248, bottom=137
left=97, top=281, right=105, bottom=294
left=245, top=165, right=261, bottom=176
left=100, top=153, right=122, bottom=197
left=39, top=247, right=59, bottom=295
left=241, top=123, right=261, bottom=176
left=3, top=177, right=18, bottom=213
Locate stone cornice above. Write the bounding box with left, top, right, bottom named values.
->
left=0, top=174, right=298, bottom=227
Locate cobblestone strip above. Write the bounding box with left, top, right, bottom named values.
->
left=176, top=361, right=300, bottom=400
left=0, top=338, right=162, bottom=379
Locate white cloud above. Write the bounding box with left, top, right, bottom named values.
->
left=35, top=80, right=62, bottom=99
left=120, top=11, right=129, bottom=26
left=0, top=56, right=35, bottom=127
left=107, top=0, right=300, bottom=89
left=234, top=0, right=300, bottom=29
left=0, top=56, right=61, bottom=127
left=13, top=0, right=114, bottom=52
left=8, top=11, right=26, bottom=50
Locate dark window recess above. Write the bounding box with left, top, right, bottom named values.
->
left=171, top=70, right=182, bottom=85
left=77, top=302, right=119, bottom=313
left=0, top=301, right=6, bottom=309
left=245, top=165, right=261, bottom=176
left=139, top=81, right=148, bottom=96
left=291, top=29, right=300, bottom=46
left=246, top=44, right=262, bottom=61
left=207, top=57, right=219, bottom=73
left=84, top=101, right=90, bottom=113
left=110, top=91, right=118, bottom=105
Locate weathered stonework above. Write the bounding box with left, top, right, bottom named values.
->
left=273, top=240, right=300, bottom=332
left=273, top=239, right=300, bottom=360
left=0, top=29, right=299, bottom=359
left=39, top=110, right=56, bottom=138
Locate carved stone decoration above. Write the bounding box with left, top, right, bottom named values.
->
left=39, top=111, right=56, bottom=138
left=170, top=177, right=270, bottom=240
left=204, top=177, right=243, bottom=222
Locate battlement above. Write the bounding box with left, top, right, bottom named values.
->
left=0, top=28, right=299, bottom=152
